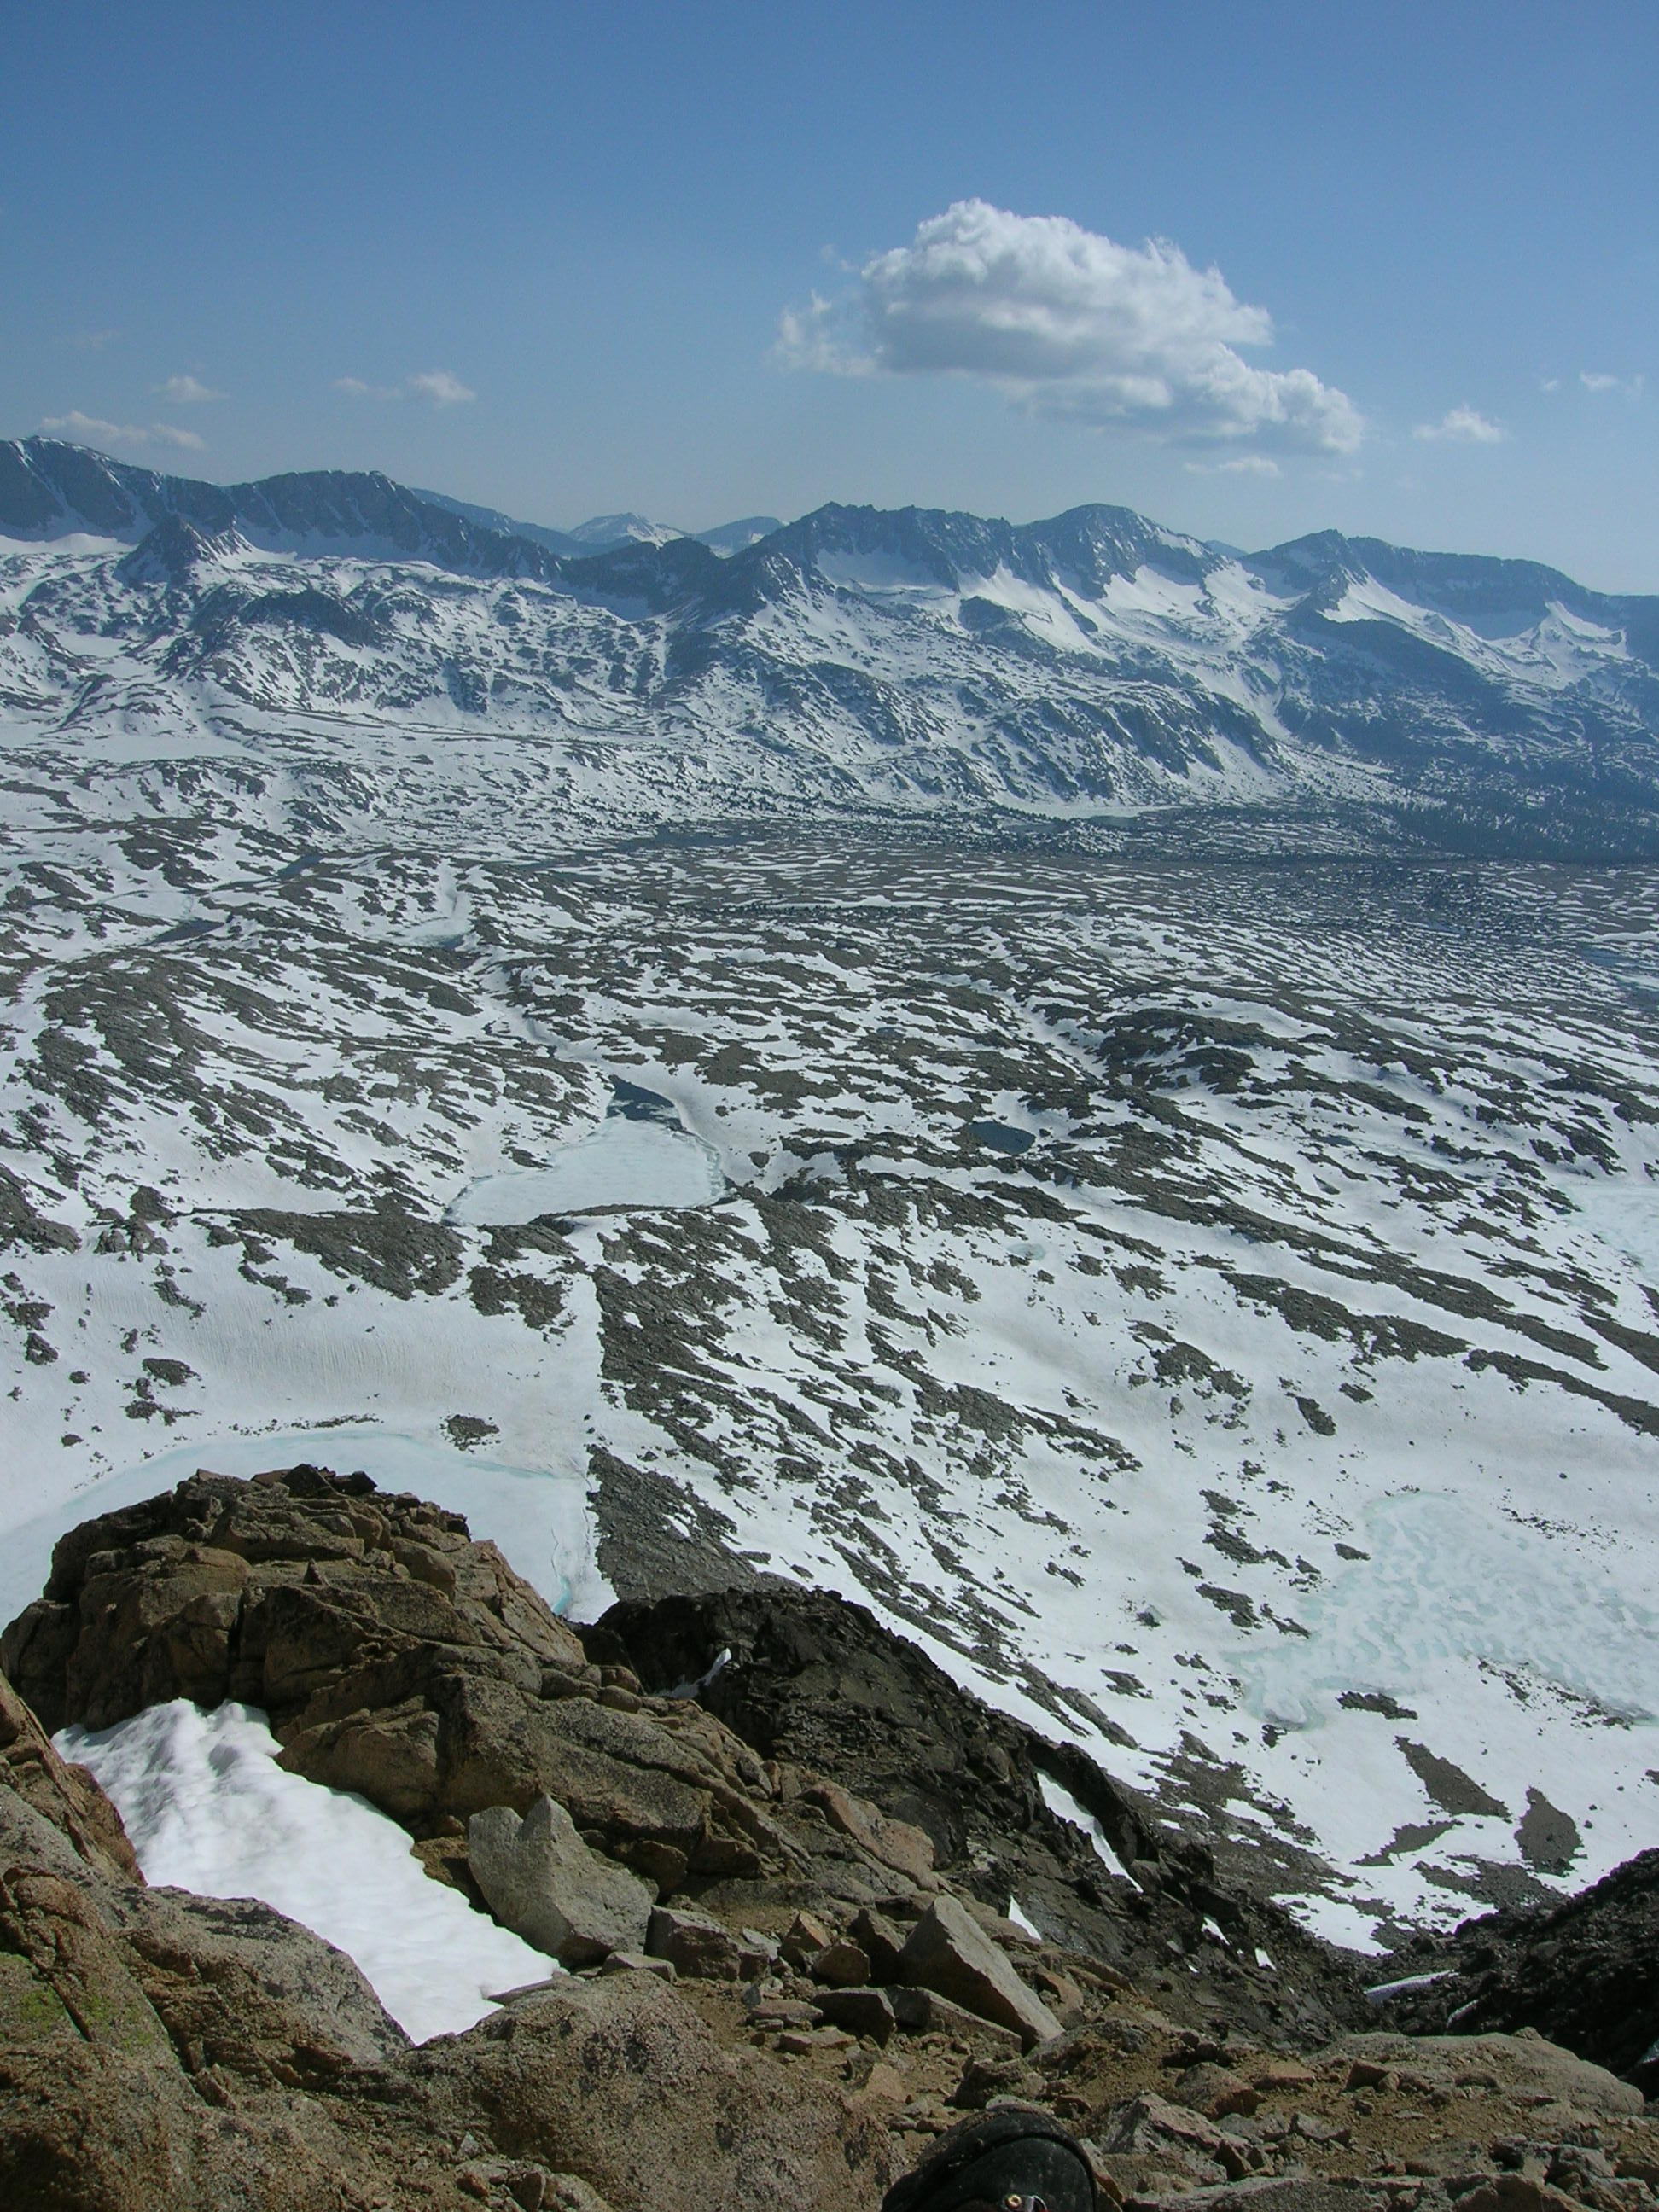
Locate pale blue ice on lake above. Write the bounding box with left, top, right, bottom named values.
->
left=1237, top=1486, right=1657, bottom=1729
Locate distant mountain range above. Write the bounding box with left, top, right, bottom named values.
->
left=409, top=486, right=783, bottom=559
left=3, top=432, right=1657, bottom=856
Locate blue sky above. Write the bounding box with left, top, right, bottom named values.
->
left=5, top=1, right=1656, bottom=585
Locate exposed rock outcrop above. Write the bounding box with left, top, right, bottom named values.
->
left=0, top=1667, right=140, bottom=1881
left=1375, top=1847, right=1659, bottom=2094
left=585, top=1582, right=1371, bottom=2040
left=0, top=1465, right=789, bottom=1894
left=0, top=1752, right=421, bottom=2209
left=895, top=1895, right=1062, bottom=2048
left=1, top=1465, right=1365, bottom=2046
left=0, top=1667, right=898, bottom=2211
left=410, top=1970, right=897, bottom=2212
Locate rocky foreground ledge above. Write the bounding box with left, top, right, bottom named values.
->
left=1, top=1464, right=1655, bottom=2212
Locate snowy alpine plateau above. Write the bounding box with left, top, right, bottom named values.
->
left=2, top=433, right=1656, bottom=1952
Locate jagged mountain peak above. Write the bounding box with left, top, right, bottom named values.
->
left=761, top=500, right=1027, bottom=589
left=1, top=435, right=234, bottom=543
left=1244, top=527, right=1638, bottom=635
left=742, top=498, right=1224, bottom=606
left=222, top=465, right=548, bottom=572
left=1, top=438, right=567, bottom=582
left=6, top=434, right=1659, bottom=853
left=114, top=511, right=247, bottom=588
left=1017, top=501, right=1220, bottom=593
left=368, top=482, right=781, bottom=562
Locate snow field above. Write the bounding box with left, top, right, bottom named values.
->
left=3, top=823, right=1656, bottom=1947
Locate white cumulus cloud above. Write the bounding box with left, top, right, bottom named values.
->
left=335, top=370, right=476, bottom=405
left=778, top=199, right=1363, bottom=455
left=154, top=373, right=224, bottom=404
left=1412, top=405, right=1506, bottom=445
left=39, top=411, right=206, bottom=452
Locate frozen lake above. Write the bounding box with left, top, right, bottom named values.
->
left=449, top=1108, right=726, bottom=1225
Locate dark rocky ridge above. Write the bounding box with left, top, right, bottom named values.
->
left=585, top=1584, right=1367, bottom=2031
left=1374, top=1848, right=1659, bottom=2094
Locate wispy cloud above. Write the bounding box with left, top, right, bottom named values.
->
left=1185, top=454, right=1281, bottom=477
left=154, top=373, right=224, bottom=404
left=1412, top=405, right=1506, bottom=445
left=335, top=369, right=476, bottom=405
left=778, top=199, right=1363, bottom=455
left=1579, top=370, right=1644, bottom=398
left=67, top=329, right=119, bottom=352
left=405, top=369, right=474, bottom=405
left=39, top=411, right=206, bottom=451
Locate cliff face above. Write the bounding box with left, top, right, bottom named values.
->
left=2, top=1465, right=1656, bottom=2212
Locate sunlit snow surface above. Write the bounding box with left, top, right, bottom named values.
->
left=1038, top=1774, right=1131, bottom=1881
left=1242, top=1489, right=1657, bottom=1730
left=58, top=1699, right=554, bottom=2041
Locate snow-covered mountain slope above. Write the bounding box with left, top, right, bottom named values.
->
left=4, top=437, right=1658, bottom=858
left=2, top=437, right=1656, bottom=1951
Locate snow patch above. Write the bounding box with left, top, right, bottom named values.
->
left=59, top=1699, right=553, bottom=2042
left=1006, top=1895, right=1042, bottom=1940
left=1039, top=1773, right=1130, bottom=1878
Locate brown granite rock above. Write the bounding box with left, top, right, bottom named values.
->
left=0, top=1469, right=917, bottom=1940
left=647, top=1905, right=746, bottom=1980
left=411, top=1970, right=898, bottom=2212
left=0, top=1667, right=140, bottom=1880
left=0, top=1470, right=731, bottom=1876
left=468, top=1796, right=655, bottom=1965
left=897, top=1894, right=1062, bottom=2048
left=0, top=1694, right=898, bottom=2212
